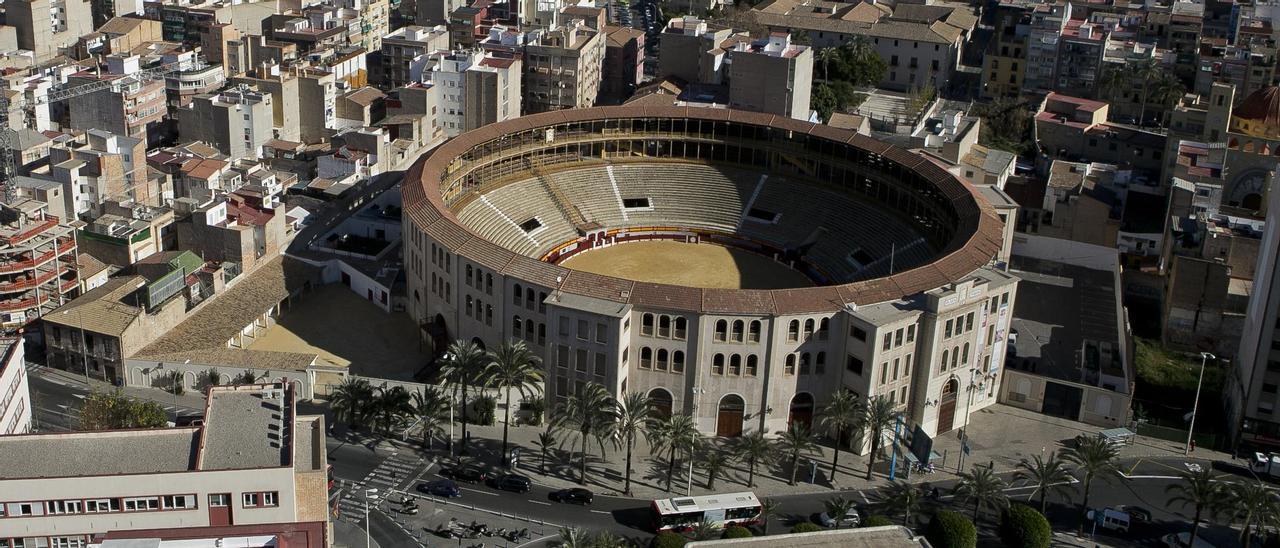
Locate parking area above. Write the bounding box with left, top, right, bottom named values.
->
left=374, top=488, right=561, bottom=548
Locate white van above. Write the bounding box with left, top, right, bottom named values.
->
left=1087, top=508, right=1131, bottom=533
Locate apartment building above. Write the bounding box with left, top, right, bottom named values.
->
left=165, top=62, right=226, bottom=109
left=982, top=0, right=1033, bottom=99
left=0, top=338, right=30, bottom=436
left=380, top=25, right=450, bottom=88
left=336, top=0, right=390, bottom=51
left=1232, top=179, right=1280, bottom=450
left=6, top=0, right=94, bottom=62
left=728, top=33, right=812, bottom=119
left=0, top=201, right=78, bottom=330
left=0, top=384, right=330, bottom=547
left=180, top=85, right=274, bottom=161
left=601, top=25, right=644, bottom=104
left=1025, top=0, right=1070, bottom=92
left=523, top=18, right=604, bottom=113
left=175, top=194, right=286, bottom=274
left=46, top=129, right=152, bottom=217
left=1053, top=19, right=1108, bottom=97
left=66, top=55, right=168, bottom=146
left=422, top=48, right=522, bottom=137
left=78, top=201, right=175, bottom=267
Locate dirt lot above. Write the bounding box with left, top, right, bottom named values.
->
left=560, top=240, right=813, bottom=289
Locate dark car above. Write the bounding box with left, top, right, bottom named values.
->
left=491, top=474, right=532, bottom=493
left=441, top=467, right=488, bottom=484
left=1116, top=505, right=1152, bottom=523
left=418, top=479, right=461, bottom=498
left=550, top=488, right=594, bottom=505
left=174, top=415, right=204, bottom=427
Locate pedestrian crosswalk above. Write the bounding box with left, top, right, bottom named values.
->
left=336, top=452, right=431, bottom=522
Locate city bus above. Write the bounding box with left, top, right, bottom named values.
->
left=651, top=491, right=763, bottom=532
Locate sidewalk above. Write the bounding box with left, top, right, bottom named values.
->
left=32, top=363, right=209, bottom=412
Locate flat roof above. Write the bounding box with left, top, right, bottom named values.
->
left=199, top=386, right=290, bottom=470
left=1009, top=255, right=1124, bottom=385
left=0, top=428, right=199, bottom=479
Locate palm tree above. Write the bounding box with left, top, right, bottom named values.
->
left=1229, top=480, right=1280, bottom=548
left=881, top=480, right=925, bottom=527
left=371, top=386, right=415, bottom=435
left=862, top=395, right=896, bottom=481
left=774, top=423, right=820, bottom=486
left=589, top=530, right=627, bottom=548
left=1096, top=64, right=1127, bottom=105
left=1014, top=452, right=1074, bottom=515
left=759, top=498, right=779, bottom=535
left=412, top=386, right=450, bottom=448
left=647, top=413, right=701, bottom=492
left=553, top=382, right=616, bottom=485
left=330, top=376, right=374, bottom=428
left=690, top=519, right=722, bottom=541
left=438, top=340, right=487, bottom=453
left=818, top=390, right=862, bottom=483
left=732, top=430, right=772, bottom=487
left=1150, top=73, right=1186, bottom=127
left=952, top=465, right=1009, bottom=523
left=556, top=527, right=590, bottom=548
left=1063, top=436, right=1119, bottom=533
left=485, top=340, right=545, bottom=464
left=1133, top=57, right=1163, bottom=125
left=817, top=47, right=839, bottom=82
left=701, top=443, right=734, bottom=490
left=613, top=391, right=653, bottom=495
left=1167, top=468, right=1227, bottom=547
left=822, top=496, right=858, bottom=529
left=535, top=427, right=557, bottom=475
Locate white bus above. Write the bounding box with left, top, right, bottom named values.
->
left=650, top=491, right=763, bottom=532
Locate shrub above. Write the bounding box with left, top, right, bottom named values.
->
left=722, top=526, right=752, bottom=539
left=527, top=397, right=546, bottom=426
left=925, top=510, right=977, bottom=548
left=999, top=504, right=1051, bottom=548
left=861, top=515, right=894, bottom=528
left=790, top=522, right=822, bottom=534
left=474, top=395, right=497, bottom=426
left=651, top=531, right=686, bottom=548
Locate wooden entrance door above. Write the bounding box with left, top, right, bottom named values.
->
left=936, top=379, right=959, bottom=434
left=716, top=395, right=745, bottom=437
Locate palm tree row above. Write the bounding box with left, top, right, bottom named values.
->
left=1165, top=468, right=1280, bottom=548
left=328, top=377, right=416, bottom=435
left=816, top=391, right=897, bottom=482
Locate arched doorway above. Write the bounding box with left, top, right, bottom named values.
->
left=789, top=393, right=815, bottom=431
left=937, top=378, right=959, bottom=434
left=716, top=394, right=745, bottom=437
left=1243, top=193, right=1264, bottom=211
left=649, top=388, right=673, bottom=419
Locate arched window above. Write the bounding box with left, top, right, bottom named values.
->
left=818, top=318, right=829, bottom=340
left=465, top=295, right=474, bottom=317
left=745, top=355, right=758, bottom=376
left=641, top=313, right=655, bottom=336
left=485, top=304, right=493, bottom=326
left=485, top=273, right=493, bottom=295
left=748, top=320, right=761, bottom=343
left=649, top=388, right=674, bottom=418
left=713, top=354, right=726, bottom=375
left=640, top=347, right=653, bottom=369
left=466, top=264, right=473, bottom=286
left=816, top=352, right=826, bottom=375
left=729, top=354, right=742, bottom=375
left=803, top=319, right=815, bottom=339
left=656, top=349, right=669, bottom=371
left=513, top=315, right=523, bottom=335
left=672, top=350, right=685, bottom=372
left=785, top=354, right=797, bottom=375
left=674, top=317, right=688, bottom=340
left=788, top=320, right=800, bottom=342
left=940, top=350, right=948, bottom=373
left=800, top=352, right=811, bottom=374
left=526, top=289, right=535, bottom=310
left=537, top=323, right=546, bottom=345
left=962, top=343, right=970, bottom=365
left=715, top=320, right=728, bottom=342
left=526, top=318, right=535, bottom=340
left=659, top=316, right=671, bottom=338
left=513, top=283, right=523, bottom=305
left=731, top=320, right=744, bottom=343
left=951, top=346, right=960, bottom=369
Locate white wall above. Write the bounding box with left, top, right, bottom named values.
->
left=123, top=357, right=314, bottom=400
left=0, top=340, right=30, bottom=435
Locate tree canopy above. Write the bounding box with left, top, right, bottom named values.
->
left=79, top=390, right=168, bottom=430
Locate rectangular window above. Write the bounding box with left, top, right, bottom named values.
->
left=242, top=493, right=259, bottom=508
left=85, top=499, right=115, bottom=513
left=907, top=325, right=915, bottom=342
left=882, top=333, right=892, bottom=351
left=124, top=497, right=159, bottom=511
left=576, top=349, right=588, bottom=372
left=595, top=324, right=607, bottom=344
left=894, top=328, right=903, bottom=347
left=966, top=313, right=975, bottom=332
left=262, top=492, right=278, bottom=507
left=557, top=345, right=569, bottom=368
left=892, top=358, right=900, bottom=381
left=945, top=319, right=953, bottom=338
left=879, top=363, right=888, bottom=385
left=577, top=320, right=589, bottom=341
left=594, top=353, right=606, bottom=377
left=162, top=495, right=194, bottom=509
left=559, top=317, right=570, bottom=337
left=851, top=326, right=867, bottom=341
left=846, top=355, right=864, bottom=375
left=209, top=494, right=230, bottom=507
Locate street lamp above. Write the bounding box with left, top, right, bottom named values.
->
left=957, top=369, right=980, bottom=472
left=1185, top=352, right=1215, bottom=455
left=363, top=487, right=379, bottom=548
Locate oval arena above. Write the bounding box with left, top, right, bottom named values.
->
left=402, top=107, right=1019, bottom=440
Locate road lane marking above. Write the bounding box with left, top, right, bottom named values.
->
left=590, top=509, right=610, bottom=515
left=858, top=490, right=871, bottom=504
left=1120, top=474, right=1180, bottom=480
left=460, top=487, right=498, bottom=497
left=526, top=500, right=551, bottom=506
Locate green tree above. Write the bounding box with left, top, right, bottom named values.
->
left=1096, top=65, right=1127, bottom=105
left=812, top=83, right=837, bottom=122
left=557, top=527, right=590, bottom=548
left=818, top=389, right=862, bottom=483
left=553, top=382, right=616, bottom=485
left=648, top=413, right=700, bottom=492
left=485, top=340, right=544, bottom=463
left=199, top=368, right=222, bottom=393
left=925, top=510, right=977, bottom=548
left=473, top=394, right=497, bottom=425
left=589, top=530, right=628, bottom=548
left=881, top=480, right=925, bottom=527
left=817, top=47, right=839, bottom=82
left=1166, top=468, right=1227, bottom=547
left=613, top=391, right=653, bottom=495
left=439, top=339, right=487, bottom=453
left=732, top=430, right=772, bottom=487
left=1229, top=480, right=1280, bottom=548
left=371, top=385, right=415, bottom=435
left=690, top=519, right=722, bottom=541
left=1150, top=73, right=1186, bottom=127
left=790, top=522, right=822, bottom=534
left=758, top=498, right=779, bottom=535
left=722, top=525, right=752, bottom=538
left=774, top=423, right=820, bottom=486
left=652, top=532, right=687, bottom=548
left=167, top=371, right=184, bottom=396
left=907, top=81, right=937, bottom=114
left=1063, top=436, right=1119, bottom=533
left=952, top=466, right=1009, bottom=523
left=862, top=396, right=895, bottom=481
left=822, top=496, right=858, bottom=529
left=700, top=443, right=733, bottom=490
left=330, top=377, right=374, bottom=428
left=1014, top=452, right=1074, bottom=515
left=1133, top=58, right=1163, bottom=125
left=535, top=427, right=557, bottom=475
left=235, top=369, right=258, bottom=384
left=999, top=504, right=1051, bottom=548
left=412, top=386, right=449, bottom=449
left=839, top=36, right=886, bottom=86
left=78, top=389, right=168, bottom=430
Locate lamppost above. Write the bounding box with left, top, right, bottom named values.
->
left=61, top=309, right=89, bottom=385
left=687, top=386, right=706, bottom=496
left=957, top=369, right=980, bottom=472
left=363, top=487, right=379, bottom=548
left=1186, top=352, right=1215, bottom=455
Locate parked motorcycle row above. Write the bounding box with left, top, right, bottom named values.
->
left=432, top=517, right=531, bottom=543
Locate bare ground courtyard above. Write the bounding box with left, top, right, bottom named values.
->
left=249, top=284, right=427, bottom=380
left=560, top=240, right=813, bottom=289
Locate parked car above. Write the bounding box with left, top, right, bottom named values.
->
left=550, top=488, right=594, bottom=505
left=816, top=508, right=860, bottom=528
left=441, top=467, right=488, bottom=484
left=1115, top=504, right=1152, bottom=523
left=490, top=474, right=532, bottom=493
left=1162, top=532, right=1217, bottom=548
left=418, top=480, right=461, bottom=498
left=1087, top=508, right=1130, bottom=533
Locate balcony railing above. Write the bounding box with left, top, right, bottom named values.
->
left=0, top=239, right=75, bottom=275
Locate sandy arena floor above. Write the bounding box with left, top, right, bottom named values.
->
left=560, top=240, right=813, bottom=289
left=248, top=284, right=428, bottom=380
